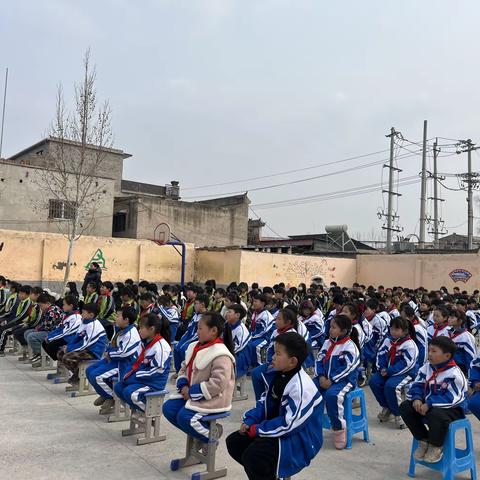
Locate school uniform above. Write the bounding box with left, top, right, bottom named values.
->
left=115, top=334, right=171, bottom=412
left=13, top=302, right=41, bottom=346
left=466, top=309, right=479, bottom=331
left=84, top=292, right=99, bottom=305
left=231, top=319, right=251, bottom=378
left=449, top=328, right=476, bottom=376
left=247, top=309, right=274, bottom=368
left=378, top=310, right=391, bottom=327
left=298, top=310, right=325, bottom=348
left=323, top=308, right=337, bottom=338
left=227, top=368, right=323, bottom=480
left=174, top=312, right=203, bottom=372
left=0, top=292, right=19, bottom=321
left=315, top=334, right=360, bottom=430
left=163, top=339, right=235, bottom=442
left=400, top=360, right=467, bottom=447
left=42, top=311, right=82, bottom=360
left=159, top=305, right=180, bottom=342
left=87, top=324, right=141, bottom=399
left=363, top=313, right=389, bottom=365
left=58, top=318, right=107, bottom=377
left=412, top=318, right=428, bottom=368
left=0, top=287, right=8, bottom=314
left=97, top=293, right=116, bottom=339
left=467, top=353, right=480, bottom=420
left=0, top=297, right=32, bottom=352
left=427, top=322, right=450, bottom=342
left=369, top=336, right=418, bottom=416
left=387, top=306, right=400, bottom=320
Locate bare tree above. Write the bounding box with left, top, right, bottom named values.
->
left=33, top=49, right=113, bottom=289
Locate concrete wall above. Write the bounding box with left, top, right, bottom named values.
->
left=131, top=195, right=249, bottom=247
left=0, top=229, right=194, bottom=292
left=194, top=249, right=242, bottom=285
left=0, top=162, right=115, bottom=237
left=357, top=252, right=480, bottom=290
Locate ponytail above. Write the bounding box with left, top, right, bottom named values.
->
left=202, top=311, right=235, bottom=356
left=350, top=325, right=361, bottom=353
left=140, top=313, right=171, bottom=345
left=332, top=314, right=361, bottom=351
left=390, top=316, right=416, bottom=342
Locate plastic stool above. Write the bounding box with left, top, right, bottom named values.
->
left=170, top=412, right=230, bottom=479
left=408, top=418, right=477, bottom=480
left=322, top=387, right=370, bottom=449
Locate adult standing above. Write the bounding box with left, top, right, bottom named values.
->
left=81, top=262, right=102, bottom=297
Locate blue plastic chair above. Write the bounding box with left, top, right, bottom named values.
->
left=171, top=412, right=230, bottom=480
left=322, top=387, right=370, bottom=449
left=408, top=417, right=477, bottom=480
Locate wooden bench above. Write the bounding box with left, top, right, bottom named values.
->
left=170, top=412, right=230, bottom=480
left=121, top=389, right=168, bottom=445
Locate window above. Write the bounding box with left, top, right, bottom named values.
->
left=113, top=212, right=126, bottom=232
left=48, top=199, right=77, bottom=220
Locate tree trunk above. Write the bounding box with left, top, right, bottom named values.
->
left=63, top=221, right=78, bottom=293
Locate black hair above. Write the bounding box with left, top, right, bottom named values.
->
left=157, top=294, right=173, bottom=306
left=284, top=303, right=298, bottom=316
left=120, top=306, right=137, bottom=325
left=401, top=304, right=416, bottom=318
left=275, top=287, right=286, bottom=296
left=226, top=291, right=241, bottom=304
left=38, top=293, right=53, bottom=304
left=121, top=287, right=135, bottom=298
left=390, top=316, right=416, bottom=341
left=253, top=293, right=267, bottom=306
left=200, top=311, right=235, bottom=355
left=9, top=281, right=20, bottom=293
left=139, top=312, right=171, bottom=344
left=435, top=305, right=450, bottom=319
left=124, top=278, right=134, bottom=286
left=102, top=281, right=114, bottom=291
left=205, top=279, right=217, bottom=289
left=215, top=287, right=226, bottom=296
left=343, top=302, right=359, bottom=319
left=331, top=314, right=361, bottom=352
left=139, top=292, right=155, bottom=303
left=263, top=286, right=274, bottom=295
left=138, top=280, right=150, bottom=288
left=205, top=286, right=214, bottom=296
left=278, top=308, right=298, bottom=330
left=332, top=294, right=346, bottom=305
left=82, top=302, right=100, bottom=316
left=251, top=282, right=259, bottom=290
left=366, top=298, right=379, bottom=311
left=87, top=282, right=98, bottom=291
left=31, top=286, right=43, bottom=296
left=195, top=294, right=210, bottom=308
left=147, top=283, right=159, bottom=294
left=430, top=336, right=457, bottom=358
left=274, top=332, right=308, bottom=366
left=229, top=303, right=246, bottom=320
left=0, top=276, right=6, bottom=286
left=447, top=307, right=466, bottom=327
left=67, top=282, right=79, bottom=296
left=63, top=294, right=79, bottom=310
left=19, top=285, right=31, bottom=295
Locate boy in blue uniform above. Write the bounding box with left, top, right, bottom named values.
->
left=227, top=332, right=323, bottom=480
left=400, top=336, right=467, bottom=463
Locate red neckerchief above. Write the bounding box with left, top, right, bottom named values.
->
left=425, top=360, right=457, bottom=394
left=433, top=322, right=448, bottom=338
left=181, top=299, right=194, bottom=320
left=251, top=309, right=263, bottom=331
left=387, top=305, right=397, bottom=313
left=351, top=317, right=359, bottom=325
left=365, top=313, right=375, bottom=322
left=412, top=317, right=420, bottom=325
left=323, top=335, right=350, bottom=366
left=388, top=336, right=411, bottom=366
left=186, top=338, right=223, bottom=383
left=124, top=334, right=163, bottom=379
left=449, top=328, right=465, bottom=340
left=277, top=325, right=292, bottom=334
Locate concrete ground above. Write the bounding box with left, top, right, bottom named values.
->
left=0, top=355, right=477, bottom=480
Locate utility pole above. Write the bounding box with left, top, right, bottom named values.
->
left=429, top=139, right=446, bottom=248
left=467, top=139, right=474, bottom=250
left=419, top=120, right=428, bottom=248
left=0, top=67, right=8, bottom=159
left=379, top=127, right=403, bottom=253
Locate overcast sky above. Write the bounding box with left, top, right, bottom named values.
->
left=2, top=1, right=479, bottom=240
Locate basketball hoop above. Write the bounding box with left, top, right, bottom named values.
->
left=154, top=222, right=171, bottom=245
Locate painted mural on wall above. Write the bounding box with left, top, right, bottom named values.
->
left=449, top=269, right=472, bottom=283
left=84, top=248, right=108, bottom=270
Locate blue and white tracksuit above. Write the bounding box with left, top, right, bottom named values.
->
left=114, top=337, right=171, bottom=412
left=363, top=314, right=389, bottom=365
left=174, top=312, right=202, bottom=372
left=47, top=312, right=82, bottom=344
left=378, top=311, right=391, bottom=327
left=231, top=320, right=251, bottom=378
left=243, top=368, right=324, bottom=479
left=159, top=305, right=180, bottom=342
left=315, top=335, right=360, bottom=430
left=412, top=320, right=428, bottom=368
left=247, top=309, right=274, bottom=368
left=407, top=360, right=467, bottom=410
left=86, top=324, right=141, bottom=399
left=449, top=328, right=476, bottom=375
left=324, top=308, right=337, bottom=339
left=299, top=311, right=325, bottom=348
left=468, top=354, right=480, bottom=419
left=369, top=336, right=418, bottom=416
left=388, top=307, right=400, bottom=320
left=65, top=318, right=107, bottom=359
left=427, top=322, right=450, bottom=342
left=466, top=309, right=479, bottom=331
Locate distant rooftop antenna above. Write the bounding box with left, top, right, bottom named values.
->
left=0, top=67, right=8, bottom=158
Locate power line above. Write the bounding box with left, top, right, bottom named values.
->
left=182, top=148, right=391, bottom=191
left=249, top=206, right=284, bottom=238
left=183, top=150, right=423, bottom=200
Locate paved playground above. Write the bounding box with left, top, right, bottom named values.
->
left=0, top=354, right=477, bottom=480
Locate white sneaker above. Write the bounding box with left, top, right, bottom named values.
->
left=394, top=416, right=406, bottom=429
left=423, top=445, right=443, bottom=463
left=414, top=441, right=429, bottom=461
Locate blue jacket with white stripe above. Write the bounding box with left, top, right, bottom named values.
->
left=66, top=318, right=107, bottom=359
left=106, top=324, right=141, bottom=378
left=243, top=368, right=324, bottom=478
left=315, top=335, right=360, bottom=385
left=376, top=335, right=418, bottom=377
left=47, top=312, right=82, bottom=344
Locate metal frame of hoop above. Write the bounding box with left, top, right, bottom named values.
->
left=152, top=223, right=186, bottom=287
